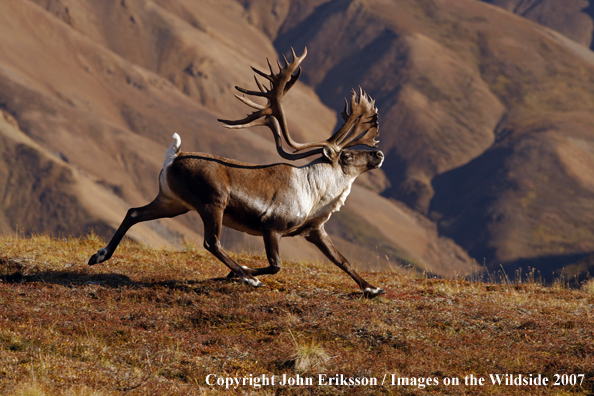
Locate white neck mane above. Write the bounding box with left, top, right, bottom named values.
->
left=293, top=161, right=355, bottom=220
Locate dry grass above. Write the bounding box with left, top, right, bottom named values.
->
left=582, top=279, right=594, bottom=296
left=288, top=332, right=330, bottom=373
left=0, top=235, right=593, bottom=395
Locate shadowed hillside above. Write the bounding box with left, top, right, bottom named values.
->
left=2, top=0, right=594, bottom=278
left=0, top=0, right=476, bottom=276
left=481, top=0, right=594, bottom=49
left=240, top=0, right=594, bottom=277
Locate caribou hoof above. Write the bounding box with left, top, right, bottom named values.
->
left=363, top=287, right=385, bottom=299
left=242, top=277, right=263, bottom=287
left=88, top=248, right=108, bottom=266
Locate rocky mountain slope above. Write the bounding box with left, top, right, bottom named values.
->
left=242, top=0, right=594, bottom=277
left=3, top=0, right=594, bottom=278
left=481, top=0, right=594, bottom=49
left=0, top=0, right=476, bottom=276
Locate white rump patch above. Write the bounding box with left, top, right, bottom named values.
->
left=163, top=133, right=181, bottom=169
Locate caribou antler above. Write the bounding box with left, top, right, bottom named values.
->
left=218, top=48, right=380, bottom=161
left=218, top=48, right=324, bottom=160
left=330, top=87, right=379, bottom=150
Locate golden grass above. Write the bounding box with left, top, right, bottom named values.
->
left=13, top=382, right=111, bottom=396
left=582, top=279, right=594, bottom=295
left=0, top=235, right=593, bottom=395
left=288, top=331, right=330, bottom=373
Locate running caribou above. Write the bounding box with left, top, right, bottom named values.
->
left=88, top=48, right=385, bottom=297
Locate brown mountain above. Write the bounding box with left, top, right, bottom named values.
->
left=0, top=0, right=476, bottom=276
left=481, top=0, right=594, bottom=49
left=243, top=0, right=594, bottom=277
left=4, top=0, right=594, bottom=279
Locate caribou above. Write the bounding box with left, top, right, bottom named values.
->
left=88, top=48, right=385, bottom=297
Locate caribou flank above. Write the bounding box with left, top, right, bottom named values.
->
left=88, top=48, right=385, bottom=297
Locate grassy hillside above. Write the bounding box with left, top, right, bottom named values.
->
left=0, top=235, right=593, bottom=395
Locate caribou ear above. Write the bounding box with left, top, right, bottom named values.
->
left=322, top=146, right=339, bottom=163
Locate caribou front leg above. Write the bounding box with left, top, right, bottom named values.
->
left=305, top=227, right=385, bottom=298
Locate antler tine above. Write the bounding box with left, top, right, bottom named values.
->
left=251, top=66, right=274, bottom=83
left=218, top=112, right=270, bottom=129
left=234, top=94, right=266, bottom=110
left=341, top=97, right=350, bottom=121
left=326, top=88, right=380, bottom=150
left=285, top=66, right=301, bottom=94
left=253, top=75, right=267, bottom=94
left=235, top=84, right=268, bottom=98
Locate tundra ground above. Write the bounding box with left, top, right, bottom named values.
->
left=0, top=235, right=593, bottom=395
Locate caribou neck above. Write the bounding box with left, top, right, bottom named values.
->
left=295, top=159, right=355, bottom=218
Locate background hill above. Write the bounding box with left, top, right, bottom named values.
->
left=247, top=0, right=594, bottom=277
left=2, top=0, right=594, bottom=278
left=481, top=0, right=594, bottom=49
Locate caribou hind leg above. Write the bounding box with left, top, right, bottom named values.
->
left=305, top=227, right=385, bottom=298
left=198, top=205, right=264, bottom=287
left=88, top=195, right=189, bottom=265
left=226, top=231, right=282, bottom=278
